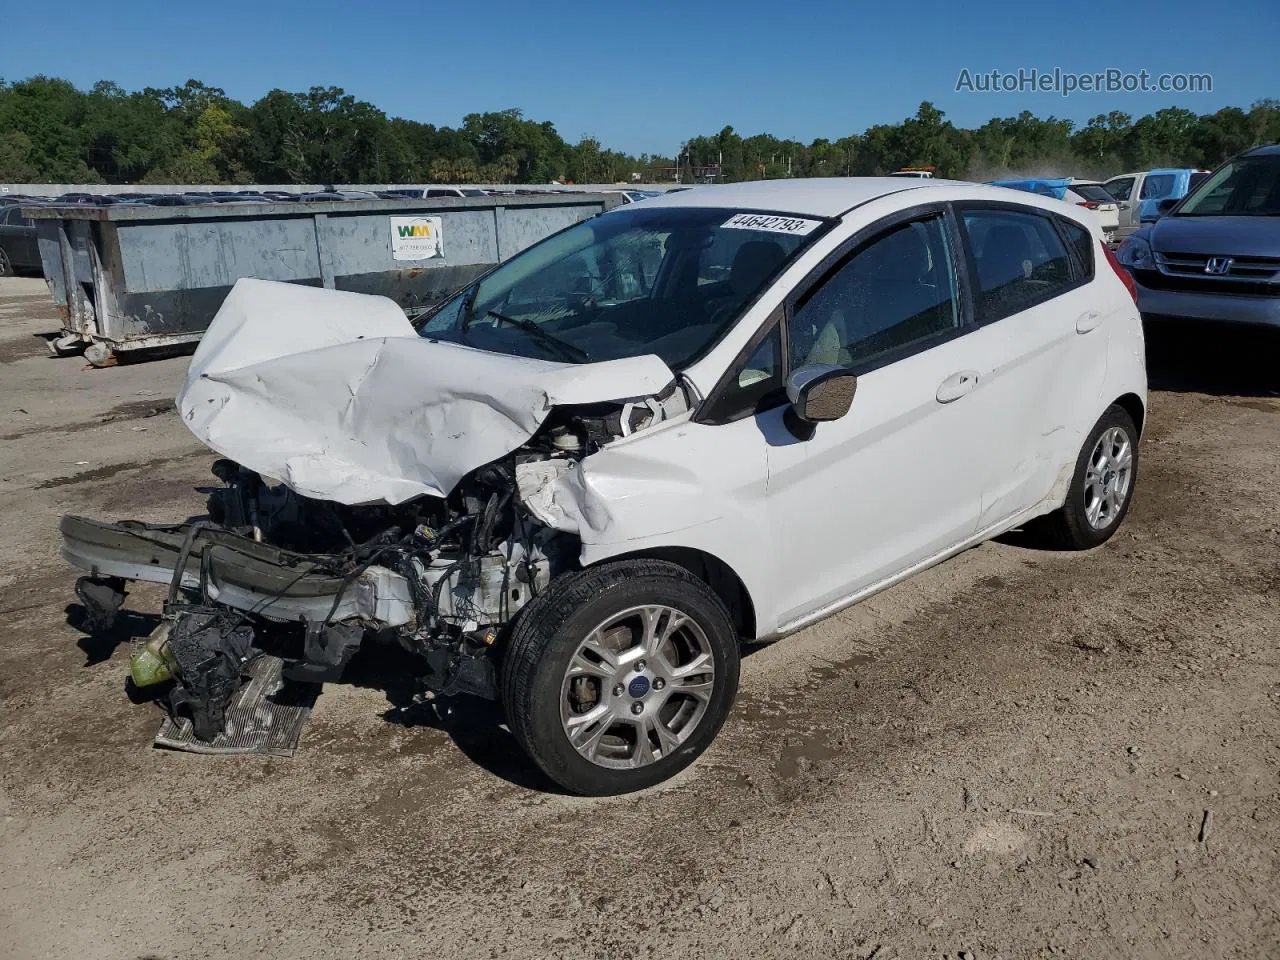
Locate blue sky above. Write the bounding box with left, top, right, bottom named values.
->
left=2, top=0, right=1276, bottom=156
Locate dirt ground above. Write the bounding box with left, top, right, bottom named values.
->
left=1, top=275, right=1277, bottom=960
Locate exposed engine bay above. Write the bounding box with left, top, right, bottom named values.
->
left=64, top=387, right=689, bottom=744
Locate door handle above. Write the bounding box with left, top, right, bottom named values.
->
left=1076, top=310, right=1103, bottom=334
left=936, top=370, right=979, bottom=403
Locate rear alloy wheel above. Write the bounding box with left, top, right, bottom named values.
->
left=502, top=560, right=739, bottom=795
left=0, top=247, right=12, bottom=277
left=1038, top=404, right=1139, bottom=549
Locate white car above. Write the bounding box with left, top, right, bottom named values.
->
left=1065, top=180, right=1121, bottom=245
left=61, top=178, right=1146, bottom=795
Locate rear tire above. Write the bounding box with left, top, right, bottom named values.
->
left=502, top=559, right=740, bottom=796
left=1037, top=404, right=1139, bottom=550
left=0, top=247, right=12, bottom=278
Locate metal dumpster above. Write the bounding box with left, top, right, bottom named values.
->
left=26, top=193, right=621, bottom=366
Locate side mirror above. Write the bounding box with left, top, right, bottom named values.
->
left=784, top=364, right=857, bottom=439
left=1156, top=197, right=1178, bottom=216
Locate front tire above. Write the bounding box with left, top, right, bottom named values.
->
left=1038, top=404, right=1139, bottom=549
left=0, top=247, right=13, bottom=278
left=502, top=559, right=740, bottom=795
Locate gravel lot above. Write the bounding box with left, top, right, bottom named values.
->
left=1, top=275, right=1278, bottom=960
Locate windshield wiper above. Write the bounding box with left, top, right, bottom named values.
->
left=476, top=310, right=591, bottom=363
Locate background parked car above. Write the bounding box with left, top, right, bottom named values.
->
left=401, top=187, right=491, bottom=199
left=0, top=203, right=43, bottom=276
left=1067, top=181, right=1122, bottom=245
left=1103, top=168, right=1206, bottom=241
left=988, top=178, right=1119, bottom=244
left=1115, top=145, right=1280, bottom=328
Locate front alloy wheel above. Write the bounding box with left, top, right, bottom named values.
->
left=503, top=560, right=740, bottom=795
left=561, top=604, right=716, bottom=769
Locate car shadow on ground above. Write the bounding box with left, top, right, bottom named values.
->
left=1145, top=320, right=1280, bottom=397
left=342, top=637, right=775, bottom=793
left=337, top=642, right=556, bottom=791
left=65, top=602, right=162, bottom=666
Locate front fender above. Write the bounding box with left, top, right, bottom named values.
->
left=517, top=420, right=779, bottom=637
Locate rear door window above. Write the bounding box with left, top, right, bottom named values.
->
left=960, top=208, right=1076, bottom=322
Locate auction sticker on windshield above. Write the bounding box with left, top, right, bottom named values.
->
left=391, top=216, right=444, bottom=260
left=722, top=213, right=822, bottom=235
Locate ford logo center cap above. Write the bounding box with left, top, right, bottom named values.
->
left=628, top=676, right=650, bottom=698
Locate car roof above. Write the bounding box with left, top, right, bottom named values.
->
left=1244, top=143, right=1280, bottom=157
left=636, top=177, right=981, bottom=218
left=635, top=177, right=1091, bottom=219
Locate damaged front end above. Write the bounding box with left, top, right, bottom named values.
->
left=62, top=388, right=688, bottom=743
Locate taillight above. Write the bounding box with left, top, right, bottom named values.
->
left=1102, top=241, right=1138, bottom=303
left=1078, top=200, right=1101, bottom=209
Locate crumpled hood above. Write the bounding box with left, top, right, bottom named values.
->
left=177, top=278, right=675, bottom=505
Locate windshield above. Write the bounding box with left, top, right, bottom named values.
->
left=1176, top=155, right=1280, bottom=216
left=418, top=206, right=825, bottom=368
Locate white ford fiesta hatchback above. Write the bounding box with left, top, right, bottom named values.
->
left=62, top=178, right=1146, bottom=794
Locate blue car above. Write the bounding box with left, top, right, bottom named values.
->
left=1134, top=169, right=1211, bottom=226
left=1115, top=145, right=1280, bottom=329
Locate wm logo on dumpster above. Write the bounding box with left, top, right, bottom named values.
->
left=390, top=215, right=444, bottom=261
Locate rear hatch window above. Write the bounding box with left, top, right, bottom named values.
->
left=1071, top=184, right=1116, bottom=204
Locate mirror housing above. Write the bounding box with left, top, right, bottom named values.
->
left=1156, top=197, right=1179, bottom=216
left=784, top=364, right=857, bottom=439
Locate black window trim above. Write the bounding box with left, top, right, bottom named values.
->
left=952, top=200, right=1093, bottom=328
left=696, top=303, right=787, bottom=425
left=694, top=201, right=974, bottom=425
left=1051, top=212, right=1095, bottom=284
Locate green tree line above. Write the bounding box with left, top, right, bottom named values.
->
left=681, top=101, right=1280, bottom=182
left=1, top=76, right=1277, bottom=185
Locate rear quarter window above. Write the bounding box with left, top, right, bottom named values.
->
left=1057, top=217, right=1096, bottom=280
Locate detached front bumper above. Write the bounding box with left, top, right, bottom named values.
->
left=60, top=516, right=414, bottom=626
